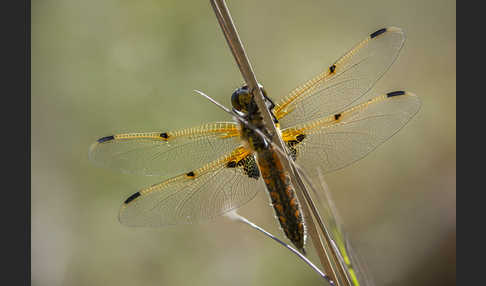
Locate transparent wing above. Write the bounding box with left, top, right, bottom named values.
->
left=281, top=91, right=420, bottom=179
left=119, top=150, right=265, bottom=226
left=275, top=27, right=405, bottom=129
left=89, top=122, right=241, bottom=178
left=312, top=174, right=375, bottom=286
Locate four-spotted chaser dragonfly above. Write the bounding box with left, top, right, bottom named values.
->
left=89, top=27, right=420, bottom=253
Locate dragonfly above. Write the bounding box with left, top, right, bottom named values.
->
left=89, top=27, right=420, bottom=254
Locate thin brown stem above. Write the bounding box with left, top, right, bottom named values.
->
left=209, top=1, right=345, bottom=285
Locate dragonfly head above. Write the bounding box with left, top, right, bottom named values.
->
left=231, top=84, right=269, bottom=115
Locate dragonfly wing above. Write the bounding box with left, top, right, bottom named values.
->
left=314, top=175, right=375, bottom=286
left=119, top=151, right=265, bottom=226
left=89, top=122, right=241, bottom=178
left=282, top=91, right=420, bottom=179
left=276, top=27, right=405, bottom=128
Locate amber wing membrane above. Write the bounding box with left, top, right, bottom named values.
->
left=275, top=27, right=405, bottom=129
left=90, top=121, right=268, bottom=226
left=89, top=122, right=240, bottom=178
left=118, top=148, right=265, bottom=226
left=282, top=91, right=420, bottom=180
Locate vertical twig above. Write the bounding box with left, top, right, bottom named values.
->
left=294, top=165, right=354, bottom=286
left=209, top=1, right=345, bottom=285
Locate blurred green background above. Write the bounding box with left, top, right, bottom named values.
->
left=32, top=0, right=455, bottom=285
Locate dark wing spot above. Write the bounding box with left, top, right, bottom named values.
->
left=334, top=113, right=342, bottom=120
left=124, top=192, right=141, bottom=204
left=286, top=141, right=300, bottom=161
left=186, top=171, right=195, bottom=177
left=296, top=134, right=306, bottom=142
left=370, top=28, right=387, bottom=38
left=386, top=91, right=405, bottom=97
left=287, top=134, right=306, bottom=161
left=329, top=64, right=336, bottom=74
left=287, top=144, right=298, bottom=161
left=226, top=161, right=237, bottom=168
left=160, top=132, right=169, bottom=139
left=246, top=162, right=260, bottom=179
left=239, top=155, right=260, bottom=179
left=97, top=135, right=115, bottom=143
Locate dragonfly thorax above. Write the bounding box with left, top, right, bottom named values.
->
left=231, top=85, right=274, bottom=152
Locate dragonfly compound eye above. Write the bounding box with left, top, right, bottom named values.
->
left=231, top=84, right=268, bottom=113
left=231, top=86, right=252, bottom=112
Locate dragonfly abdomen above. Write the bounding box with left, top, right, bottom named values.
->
left=233, top=84, right=305, bottom=251
left=256, top=147, right=305, bottom=252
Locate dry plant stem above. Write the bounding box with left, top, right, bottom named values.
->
left=210, top=0, right=276, bottom=133
left=209, top=1, right=340, bottom=285
left=316, top=170, right=355, bottom=286
left=226, top=211, right=335, bottom=285
left=294, top=166, right=353, bottom=286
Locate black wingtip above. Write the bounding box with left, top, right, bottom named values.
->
left=124, top=192, right=141, bottom=204
left=97, top=135, right=115, bottom=143
left=386, top=91, right=406, bottom=97
left=370, top=28, right=387, bottom=38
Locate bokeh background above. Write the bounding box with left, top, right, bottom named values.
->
left=32, top=0, right=456, bottom=285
